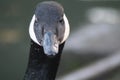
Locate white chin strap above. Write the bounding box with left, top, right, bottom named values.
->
left=61, top=14, right=70, bottom=43
left=29, top=14, right=70, bottom=45
left=29, top=15, right=40, bottom=45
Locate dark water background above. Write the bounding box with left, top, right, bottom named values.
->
left=0, top=0, right=120, bottom=80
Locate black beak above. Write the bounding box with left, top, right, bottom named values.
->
left=43, top=32, right=59, bottom=56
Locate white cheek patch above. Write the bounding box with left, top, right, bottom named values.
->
left=29, top=15, right=40, bottom=45
left=61, top=14, right=70, bottom=43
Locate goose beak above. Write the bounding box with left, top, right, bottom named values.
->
left=43, top=32, right=59, bottom=56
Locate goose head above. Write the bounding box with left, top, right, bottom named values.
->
left=29, top=1, right=70, bottom=56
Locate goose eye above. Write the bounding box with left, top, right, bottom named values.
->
left=59, top=18, right=64, bottom=24
left=35, top=17, right=38, bottom=23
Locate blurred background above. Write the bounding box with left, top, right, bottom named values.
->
left=1, top=0, right=120, bottom=80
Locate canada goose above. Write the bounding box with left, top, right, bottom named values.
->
left=24, top=1, right=70, bottom=80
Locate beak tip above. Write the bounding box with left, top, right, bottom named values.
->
left=44, top=49, right=58, bottom=56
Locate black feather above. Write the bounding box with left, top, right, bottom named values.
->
left=24, top=40, right=65, bottom=80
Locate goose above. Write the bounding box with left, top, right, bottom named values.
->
left=24, top=1, right=70, bottom=80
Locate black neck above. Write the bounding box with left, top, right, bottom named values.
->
left=24, top=40, right=65, bottom=80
